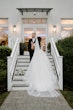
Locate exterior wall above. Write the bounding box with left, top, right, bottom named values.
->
left=0, top=0, right=73, bottom=48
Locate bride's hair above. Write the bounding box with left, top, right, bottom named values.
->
left=37, top=37, right=41, bottom=46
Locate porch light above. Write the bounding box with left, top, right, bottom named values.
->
left=33, top=11, right=36, bottom=15
left=13, top=25, right=16, bottom=32
left=53, top=25, right=56, bottom=33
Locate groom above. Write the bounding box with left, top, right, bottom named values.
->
left=28, top=32, right=36, bottom=61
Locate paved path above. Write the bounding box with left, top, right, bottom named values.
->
left=0, top=91, right=73, bottom=110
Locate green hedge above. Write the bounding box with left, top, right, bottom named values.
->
left=56, top=36, right=73, bottom=90
left=0, top=60, right=7, bottom=70
left=0, top=46, right=11, bottom=92
left=0, top=46, right=11, bottom=61
left=0, top=70, right=7, bottom=91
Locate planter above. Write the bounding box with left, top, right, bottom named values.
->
left=20, top=43, right=26, bottom=55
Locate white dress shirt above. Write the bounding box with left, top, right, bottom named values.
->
left=32, top=38, right=35, bottom=42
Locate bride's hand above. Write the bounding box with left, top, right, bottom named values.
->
left=31, top=42, right=35, bottom=50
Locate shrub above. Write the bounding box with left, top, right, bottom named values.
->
left=0, top=46, right=12, bottom=61
left=56, top=36, right=73, bottom=90
left=0, top=60, right=7, bottom=70
left=0, top=46, right=11, bottom=92
left=20, top=43, right=27, bottom=55
left=0, top=70, right=7, bottom=92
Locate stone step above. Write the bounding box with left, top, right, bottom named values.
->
left=14, top=68, right=25, bottom=74
left=13, top=77, right=23, bottom=81
left=15, top=68, right=27, bottom=72
left=53, top=67, right=56, bottom=71
left=24, top=51, right=29, bottom=55
left=17, top=60, right=30, bottom=63
left=18, top=52, right=51, bottom=57
left=50, top=59, right=54, bottom=63
left=17, top=58, right=52, bottom=64
left=16, top=63, right=29, bottom=67
left=17, top=58, right=30, bottom=62
left=12, top=80, right=29, bottom=90
left=13, top=75, right=24, bottom=80
left=11, top=86, right=28, bottom=91
left=51, top=63, right=55, bottom=66
left=12, top=80, right=26, bottom=85
left=18, top=58, right=30, bottom=60
left=16, top=66, right=29, bottom=69
left=17, top=57, right=53, bottom=62
left=17, top=55, right=52, bottom=59
left=18, top=55, right=30, bottom=58
left=49, top=58, right=54, bottom=61
left=48, top=56, right=53, bottom=59
left=52, top=65, right=55, bottom=69
left=47, top=52, right=51, bottom=55
left=14, top=69, right=56, bottom=77
left=12, top=82, right=29, bottom=89
left=14, top=72, right=25, bottom=76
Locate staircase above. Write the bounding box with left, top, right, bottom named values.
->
left=12, top=51, right=57, bottom=91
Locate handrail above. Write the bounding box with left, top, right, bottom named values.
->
left=50, top=38, right=63, bottom=90
left=11, top=38, right=19, bottom=57
left=51, top=38, right=60, bottom=76
left=7, top=38, right=19, bottom=91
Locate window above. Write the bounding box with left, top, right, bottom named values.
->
left=61, top=18, right=73, bottom=24
left=61, top=18, right=73, bottom=38
left=0, top=18, right=8, bottom=46
left=22, top=18, right=47, bottom=24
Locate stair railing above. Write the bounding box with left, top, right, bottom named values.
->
left=7, top=38, right=19, bottom=91
left=50, top=38, right=63, bottom=90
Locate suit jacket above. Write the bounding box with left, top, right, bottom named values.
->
left=28, top=39, right=36, bottom=52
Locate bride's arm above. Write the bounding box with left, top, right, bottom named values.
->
left=40, top=42, right=46, bottom=51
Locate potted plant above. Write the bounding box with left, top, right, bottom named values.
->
left=20, top=43, right=26, bottom=55
left=47, top=42, right=51, bottom=53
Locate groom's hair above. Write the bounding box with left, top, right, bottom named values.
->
left=32, top=32, right=36, bottom=38
left=32, top=32, right=36, bottom=35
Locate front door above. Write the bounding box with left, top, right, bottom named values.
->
left=23, top=24, right=47, bottom=51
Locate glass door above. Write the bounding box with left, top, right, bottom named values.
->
left=23, top=24, right=47, bottom=51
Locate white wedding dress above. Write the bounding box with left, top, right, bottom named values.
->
left=23, top=38, right=60, bottom=97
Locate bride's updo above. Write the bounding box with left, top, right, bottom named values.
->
left=37, top=37, right=41, bottom=46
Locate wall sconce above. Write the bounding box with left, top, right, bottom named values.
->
left=33, top=11, right=36, bottom=15
left=53, top=25, right=56, bottom=33
left=13, top=25, right=16, bottom=32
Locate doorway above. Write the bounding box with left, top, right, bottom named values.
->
left=22, top=18, right=48, bottom=51
left=23, top=24, right=47, bottom=51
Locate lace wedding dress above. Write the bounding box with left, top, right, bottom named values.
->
left=23, top=38, right=60, bottom=97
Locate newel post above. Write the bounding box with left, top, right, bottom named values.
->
left=59, top=56, right=63, bottom=90
left=7, top=57, right=12, bottom=91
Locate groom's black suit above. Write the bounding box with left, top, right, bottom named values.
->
left=28, top=38, right=36, bottom=61
left=28, top=37, right=41, bottom=61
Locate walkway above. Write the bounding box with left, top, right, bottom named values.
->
left=0, top=91, right=72, bottom=110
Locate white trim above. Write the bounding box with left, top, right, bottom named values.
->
left=61, top=24, right=73, bottom=28
left=0, top=24, right=8, bottom=27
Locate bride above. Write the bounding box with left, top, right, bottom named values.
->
left=23, top=36, right=60, bottom=97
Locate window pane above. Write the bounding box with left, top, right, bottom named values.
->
left=0, top=18, right=8, bottom=24
left=22, top=18, right=47, bottom=24
left=61, top=18, right=73, bottom=24
left=0, top=27, right=8, bottom=46
left=61, top=18, right=73, bottom=38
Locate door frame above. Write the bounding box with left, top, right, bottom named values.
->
left=22, top=24, right=48, bottom=51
